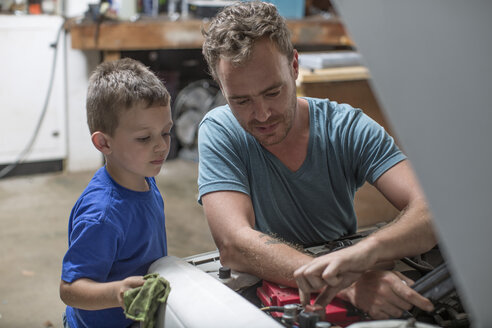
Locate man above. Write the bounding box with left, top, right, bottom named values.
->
left=198, top=1, right=436, bottom=319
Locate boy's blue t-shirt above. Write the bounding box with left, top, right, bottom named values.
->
left=198, top=97, right=406, bottom=245
left=61, top=166, right=167, bottom=328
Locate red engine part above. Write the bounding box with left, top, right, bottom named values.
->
left=257, top=280, right=365, bottom=327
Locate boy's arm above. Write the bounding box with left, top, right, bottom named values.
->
left=59, top=276, right=145, bottom=310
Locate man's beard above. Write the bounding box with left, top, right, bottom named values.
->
left=244, top=97, right=296, bottom=147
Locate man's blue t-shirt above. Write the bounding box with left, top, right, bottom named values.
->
left=198, top=97, right=406, bottom=245
left=61, top=166, right=167, bottom=328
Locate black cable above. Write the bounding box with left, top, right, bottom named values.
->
left=401, top=256, right=434, bottom=273
left=260, top=306, right=285, bottom=313
left=0, top=21, right=65, bottom=179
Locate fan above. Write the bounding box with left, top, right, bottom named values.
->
left=173, top=79, right=226, bottom=160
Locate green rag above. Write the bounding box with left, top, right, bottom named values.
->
left=123, top=273, right=171, bottom=328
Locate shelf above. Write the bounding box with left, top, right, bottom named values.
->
left=67, top=16, right=354, bottom=51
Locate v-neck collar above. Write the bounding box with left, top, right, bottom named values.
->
left=262, top=98, right=313, bottom=176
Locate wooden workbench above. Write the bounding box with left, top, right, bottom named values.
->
left=68, top=16, right=354, bottom=61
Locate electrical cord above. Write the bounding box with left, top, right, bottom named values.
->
left=0, top=20, right=65, bottom=179
left=401, top=255, right=435, bottom=274
left=260, top=306, right=286, bottom=313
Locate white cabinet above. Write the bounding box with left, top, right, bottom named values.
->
left=0, top=15, right=66, bottom=165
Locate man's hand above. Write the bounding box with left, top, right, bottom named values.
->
left=339, top=271, right=434, bottom=319
left=116, top=276, right=145, bottom=308
left=294, top=242, right=377, bottom=306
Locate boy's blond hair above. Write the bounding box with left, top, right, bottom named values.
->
left=86, top=58, right=170, bottom=136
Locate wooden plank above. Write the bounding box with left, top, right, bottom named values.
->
left=102, top=50, right=121, bottom=62
left=69, top=19, right=205, bottom=50
left=288, top=18, right=353, bottom=48
left=297, top=66, right=370, bottom=83
left=68, top=17, right=354, bottom=51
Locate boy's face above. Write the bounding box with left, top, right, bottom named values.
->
left=105, top=104, right=173, bottom=191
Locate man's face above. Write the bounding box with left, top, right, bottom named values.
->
left=216, top=38, right=299, bottom=147
left=105, top=104, right=173, bottom=189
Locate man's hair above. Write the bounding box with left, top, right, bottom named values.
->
left=86, top=58, right=170, bottom=136
left=202, top=1, right=294, bottom=81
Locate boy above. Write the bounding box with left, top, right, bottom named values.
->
left=60, top=58, right=172, bottom=328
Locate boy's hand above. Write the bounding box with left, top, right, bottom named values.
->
left=116, top=276, right=145, bottom=308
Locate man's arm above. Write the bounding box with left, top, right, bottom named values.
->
left=368, top=160, right=437, bottom=259
left=363, top=159, right=437, bottom=263
left=202, top=190, right=312, bottom=287
left=295, top=160, right=437, bottom=307
left=59, top=276, right=144, bottom=310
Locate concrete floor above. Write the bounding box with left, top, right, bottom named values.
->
left=0, top=158, right=397, bottom=328
left=0, top=159, right=216, bottom=328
